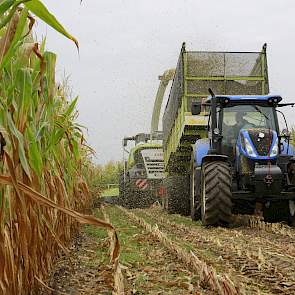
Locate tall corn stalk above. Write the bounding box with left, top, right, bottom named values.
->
left=0, top=2, right=117, bottom=294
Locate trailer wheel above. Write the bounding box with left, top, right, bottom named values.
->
left=164, top=175, right=190, bottom=215
left=201, top=161, right=232, bottom=226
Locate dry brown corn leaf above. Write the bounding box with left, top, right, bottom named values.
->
left=0, top=174, right=120, bottom=263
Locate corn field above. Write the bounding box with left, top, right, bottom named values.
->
left=2, top=2, right=295, bottom=295
left=0, top=1, right=117, bottom=294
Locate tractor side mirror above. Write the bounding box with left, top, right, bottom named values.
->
left=191, top=102, right=201, bottom=115
left=280, top=129, right=291, bottom=142
left=281, top=129, right=290, bottom=137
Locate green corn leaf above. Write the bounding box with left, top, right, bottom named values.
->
left=54, top=128, right=65, bottom=144
left=7, top=111, right=23, bottom=140
left=64, top=96, right=78, bottom=119
left=0, top=1, right=30, bottom=30
left=44, top=51, right=56, bottom=99
left=0, top=0, right=15, bottom=15
left=0, top=0, right=30, bottom=15
left=0, top=8, right=29, bottom=70
left=71, top=139, right=79, bottom=160
left=0, top=5, right=18, bottom=30
left=27, top=127, right=42, bottom=176
left=36, top=121, right=48, bottom=140
left=16, top=67, right=32, bottom=118
left=24, top=0, right=79, bottom=48
left=7, top=113, right=31, bottom=179
left=18, top=137, right=31, bottom=179
left=40, top=36, right=46, bottom=53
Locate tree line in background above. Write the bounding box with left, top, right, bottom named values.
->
left=91, top=161, right=123, bottom=191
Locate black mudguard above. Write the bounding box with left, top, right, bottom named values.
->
left=202, top=154, right=229, bottom=165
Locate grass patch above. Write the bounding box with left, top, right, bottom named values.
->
left=167, top=213, right=202, bottom=227
left=83, top=210, right=109, bottom=265
left=101, top=187, right=119, bottom=197
left=105, top=206, right=155, bottom=266
left=94, top=206, right=204, bottom=293
left=84, top=224, right=107, bottom=240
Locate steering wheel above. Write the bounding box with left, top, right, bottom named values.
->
left=241, top=122, right=255, bottom=130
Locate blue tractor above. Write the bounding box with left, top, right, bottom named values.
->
left=191, top=92, right=295, bottom=226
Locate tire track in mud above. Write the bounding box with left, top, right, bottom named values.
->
left=138, top=208, right=295, bottom=295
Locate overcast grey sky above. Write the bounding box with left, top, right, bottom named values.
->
left=36, top=0, right=295, bottom=164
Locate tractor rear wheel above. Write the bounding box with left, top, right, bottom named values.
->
left=289, top=201, right=295, bottom=227
left=264, top=200, right=295, bottom=226
left=190, top=167, right=201, bottom=221
left=164, top=175, right=190, bottom=215
left=201, top=161, right=232, bottom=226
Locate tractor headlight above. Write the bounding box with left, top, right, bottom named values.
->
left=244, top=137, right=257, bottom=157
left=270, top=138, right=278, bottom=157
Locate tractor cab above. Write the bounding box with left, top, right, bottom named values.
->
left=216, top=95, right=281, bottom=162
left=195, top=95, right=283, bottom=161
left=216, top=96, right=289, bottom=193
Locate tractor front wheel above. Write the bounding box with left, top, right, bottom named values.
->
left=201, top=161, right=232, bottom=226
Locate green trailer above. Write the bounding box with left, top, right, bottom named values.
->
left=162, top=43, right=269, bottom=215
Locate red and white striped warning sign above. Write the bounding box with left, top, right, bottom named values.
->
left=135, top=179, right=149, bottom=190
left=157, top=186, right=166, bottom=198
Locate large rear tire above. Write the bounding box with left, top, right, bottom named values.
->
left=264, top=200, right=295, bottom=226
left=289, top=201, right=295, bottom=227
left=190, top=167, right=201, bottom=221
left=201, top=161, right=232, bottom=226
left=164, top=175, right=190, bottom=215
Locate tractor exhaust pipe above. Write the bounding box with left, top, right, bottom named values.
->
left=208, top=88, right=221, bottom=154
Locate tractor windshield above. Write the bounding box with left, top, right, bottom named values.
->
left=222, top=105, right=276, bottom=152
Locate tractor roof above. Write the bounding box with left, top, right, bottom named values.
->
left=206, top=95, right=282, bottom=105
